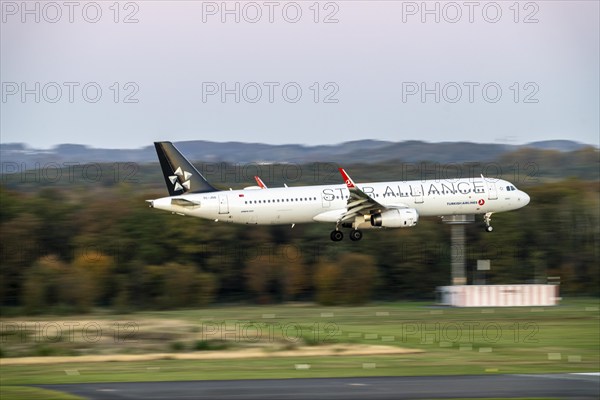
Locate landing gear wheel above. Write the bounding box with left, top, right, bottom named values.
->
left=330, top=230, right=344, bottom=242
left=484, top=212, right=494, bottom=233
left=349, top=229, right=363, bottom=241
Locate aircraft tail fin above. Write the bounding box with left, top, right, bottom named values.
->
left=154, top=142, right=217, bottom=196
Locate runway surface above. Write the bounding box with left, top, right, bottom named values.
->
left=40, top=373, right=600, bottom=400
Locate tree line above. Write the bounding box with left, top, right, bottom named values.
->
left=1, top=160, right=598, bottom=313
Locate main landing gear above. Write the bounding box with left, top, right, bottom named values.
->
left=330, top=229, right=363, bottom=241
left=484, top=212, right=494, bottom=232
left=349, top=229, right=363, bottom=241
left=330, top=230, right=343, bottom=242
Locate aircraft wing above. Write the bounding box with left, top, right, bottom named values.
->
left=337, top=168, right=408, bottom=223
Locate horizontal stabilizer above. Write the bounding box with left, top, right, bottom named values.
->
left=171, top=198, right=201, bottom=208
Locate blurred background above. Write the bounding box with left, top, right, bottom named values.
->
left=1, top=140, right=598, bottom=313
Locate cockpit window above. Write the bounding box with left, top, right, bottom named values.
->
left=506, top=185, right=517, bottom=191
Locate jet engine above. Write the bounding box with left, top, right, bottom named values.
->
left=370, top=208, right=419, bottom=228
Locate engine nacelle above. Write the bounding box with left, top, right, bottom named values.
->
left=370, top=208, right=419, bottom=228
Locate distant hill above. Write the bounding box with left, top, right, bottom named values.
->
left=525, top=140, right=589, bottom=152
left=0, top=139, right=593, bottom=166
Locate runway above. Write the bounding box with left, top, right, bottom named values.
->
left=39, top=373, right=600, bottom=399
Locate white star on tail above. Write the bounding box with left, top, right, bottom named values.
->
left=169, top=166, right=192, bottom=192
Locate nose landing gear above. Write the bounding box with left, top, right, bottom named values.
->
left=484, top=212, right=494, bottom=232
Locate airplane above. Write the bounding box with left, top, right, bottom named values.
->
left=148, top=142, right=531, bottom=241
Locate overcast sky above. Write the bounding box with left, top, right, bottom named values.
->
left=2, top=1, right=598, bottom=149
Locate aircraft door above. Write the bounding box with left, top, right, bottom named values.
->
left=321, top=192, right=331, bottom=208
left=218, top=194, right=229, bottom=214
left=487, top=181, right=498, bottom=200
left=410, top=184, right=424, bottom=204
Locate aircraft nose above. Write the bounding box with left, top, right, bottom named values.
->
left=520, top=191, right=530, bottom=206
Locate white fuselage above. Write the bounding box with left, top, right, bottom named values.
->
left=150, top=177, right=530, bottom=226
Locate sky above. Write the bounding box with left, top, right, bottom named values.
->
left=2, top=1, right=599, bottom=149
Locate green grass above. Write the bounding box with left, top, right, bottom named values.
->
left=0, top=386, right=84, bottom=400
left=0, top=298, right=598, bottom=386
left=1, top=354, right=596, bottom=386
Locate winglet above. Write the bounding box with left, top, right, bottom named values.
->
left=254, top=176, right=267, bottom=189
left=339, top=168, right=356, bottom=189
